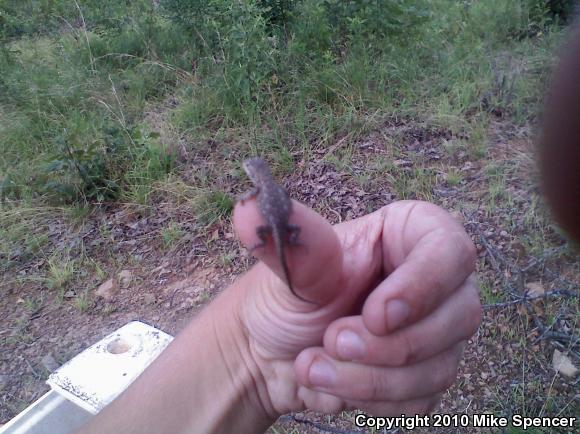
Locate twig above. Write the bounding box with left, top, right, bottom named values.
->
left=520, top=245, right=569, bottom=272
left=73, top=0, right=96, bottom=74
left=278, top=414, right=373, bottom=434
left=483, top=289, right=577, bottom=309
left=25, top=359, right=42, bottom=380
left=466, top=221, right=523, bottom=300
left=169, top=287, right=183, bottom=308
left=524, top=303, right=580, bottom=353
left=541, top=331, right=580, bottom=345
left=476, top=229, right=502, bottom=276
left=550, top=340, right=580, bottom=360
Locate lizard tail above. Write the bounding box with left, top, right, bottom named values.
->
left=274, top=233, right=313, bottom=304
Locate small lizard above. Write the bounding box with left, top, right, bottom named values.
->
left=240, top=157, right=311, bottom=303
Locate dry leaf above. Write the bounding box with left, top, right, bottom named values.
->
left=552, top=349, right=579, bottom=378
left=118, top=269, right=133, bottom=288
left=525, top=281, right=545, bottom=298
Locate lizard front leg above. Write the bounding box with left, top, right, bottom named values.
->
left=239, top=186, right=260, bottom=204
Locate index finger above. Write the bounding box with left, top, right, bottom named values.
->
left=362, top=201, right=476, bottom=335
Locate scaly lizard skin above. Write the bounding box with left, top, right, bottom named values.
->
left=241, top=157, right=311, bottom=303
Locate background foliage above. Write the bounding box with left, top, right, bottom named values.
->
left=0, top=0, right=576, bottom=204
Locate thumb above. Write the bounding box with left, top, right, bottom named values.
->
left=233, top=198, right=343, bottom=305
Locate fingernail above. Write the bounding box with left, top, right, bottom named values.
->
left=385, top=299, right=410, bottom=331
left=336, top=330, right=365, bottom=360
left=309, top=358, right=337, bottom=387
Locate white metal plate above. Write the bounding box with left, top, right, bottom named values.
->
left=46, top=321, right=173, bottom=414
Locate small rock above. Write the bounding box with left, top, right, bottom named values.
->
left=143, top=293, right=156, bottom=305
left=552, top=349, right=578, bottom=378
left=118, top=270, right=133, bottom=288
left=500, top=230, right=509, bottom=238
left=63, top=290, right=76, bottom=299
left=0, top=374, right=8, bottom=390
left=41, top=353, right=59, bottom=373
left=394, top=159, right=412, bottom=168
left=525, top=281, right=545, bottom=298
left=461, top=161, right=474, bottom=171
left=96, top=278, right=119, bottom=300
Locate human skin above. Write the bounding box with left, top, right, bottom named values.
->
left=539, top=21, right=580, bottom=241
left=79, top=199, right=481, bottom=434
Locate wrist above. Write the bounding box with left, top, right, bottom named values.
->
left=203, top=279, right=279, bottom=429
left=78, top=274, right=277, bottom=434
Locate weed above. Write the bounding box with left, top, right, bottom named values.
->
left=192, top=190, right=234, bottom=227
left=23, top=295, right=44, bottom=315
left=197, top=290, right=212, bottom=306
left=73, top=290, right=92, bottom=313
left=445, top=168, right=462, bottom=187
left=161, top=222, right=185, bottom=250
left=392, top=167, right=436, bottom=201
left=487, top=175, right=507, bottom=212
left=46, top=257, right=75, bottom=296
left=67, top=204, right=92, bottom=224
left=479, top=279, right=501, bottom=305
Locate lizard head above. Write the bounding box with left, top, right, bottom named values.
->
left=242, top=157, right=272, bottom=183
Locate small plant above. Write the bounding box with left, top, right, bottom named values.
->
left=192, top=190, right=234, bottom=226
left=73, top=290, right=92, bottom=313
left=197, top=289, right=212, bottom=305
left=23, top=295, right=44, bottom=314
left=393, top=167, right=436, bottom=201
left=218, top=252, right=235, bottom=268
left=46, top=257, right=75, bottom=295
left=161, top=221, right=185, bottom=249
left=445, top=167, right=462, bottom=186
left=67, top=204, right=92, bottom=224
left=488, top=176, right=507, bottom=209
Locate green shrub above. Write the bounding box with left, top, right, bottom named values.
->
left=0, top=0, right=569, bottom=206
left=547, top=0, right=577, bottom=21
left=0, top=0, right=153, bottom=38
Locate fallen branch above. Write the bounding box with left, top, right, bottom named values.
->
left=278, top=414, right=376, bottom=434
left=483, top=289, right=577, bottom=309
left=524, top=303, right=580, bottom=360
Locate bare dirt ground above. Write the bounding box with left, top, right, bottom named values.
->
left=1, top=117, right=578, bottom=432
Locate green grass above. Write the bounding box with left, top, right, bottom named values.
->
left=46, top=256, right=75, bottom=297
left=192, top=190, right=235, bottom=227
left=73, top=289, right=92, bottom=313
left=1, top=1, right=566, bottom=209
left=161, top=221, right=185, bottom=250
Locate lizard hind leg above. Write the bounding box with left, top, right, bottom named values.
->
left=287, top=224, right=301, bottom=245
left=248, top=225, right=272, bottom=253
left=287, top=224, right=309, bottom=253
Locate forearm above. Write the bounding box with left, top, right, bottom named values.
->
left=79, top=279, right=275, bottom=434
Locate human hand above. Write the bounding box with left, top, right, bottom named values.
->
left=232, top=199, right=481, bottom=418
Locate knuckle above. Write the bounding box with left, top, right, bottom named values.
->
left=453, top=231, right=477, bottom=271
left=470, top=301, right=483, bottom=331
left=464, top=294, right=483, bottom=336
left=433, top=354, right=459, bottom=392
left=414, top=396, right=440, bottom=415
left=367, top=366, right=389, bottom=400
left=426, top=394, right=443, bottom=413
left=398, top=332, right=419, bottom=365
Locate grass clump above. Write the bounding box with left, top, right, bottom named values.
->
left=1, top=0, right=568, bottom=207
